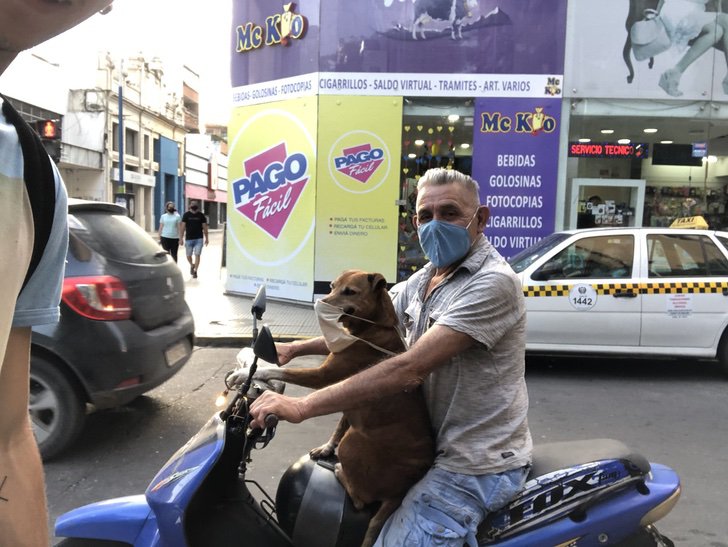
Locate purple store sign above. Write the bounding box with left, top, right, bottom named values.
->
left=231, top=0, right=567, bottom=89
left=472, top=97, right=560, bottom=260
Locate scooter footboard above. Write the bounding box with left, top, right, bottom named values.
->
left=479, top=462, right=680, bottom=546
left=55, top=495, right=156, bottom=546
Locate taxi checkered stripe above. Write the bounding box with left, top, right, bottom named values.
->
left=523, top=285, right=569, bottom=297
left=643, top=281, right=728, bottom=294
left=523, top=281, right=728, bottom=297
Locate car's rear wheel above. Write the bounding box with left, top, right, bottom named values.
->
left=29, top=356, right=86, bottom=460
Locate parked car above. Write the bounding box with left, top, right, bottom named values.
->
left=30, top=199, right=195, bottom=460
left=508, top=226, right=728, bottom=374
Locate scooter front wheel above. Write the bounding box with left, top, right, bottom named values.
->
left=55, top=538, right=132, bottom=547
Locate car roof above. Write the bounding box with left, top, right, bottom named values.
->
left=68, top=197, right=127, bottom=215
left=557, top=227, right=728, bottom=238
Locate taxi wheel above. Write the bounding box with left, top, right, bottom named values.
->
left=718, top=332, right=728, bottom=377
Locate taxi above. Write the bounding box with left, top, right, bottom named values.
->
left=507, top=220, right=728, bottom=374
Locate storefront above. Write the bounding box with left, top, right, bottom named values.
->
left=226, top=1, right=728, bottom=302
left=227, top=0, right=567, bottom=301
left=564, top=1, right=728, bottom=232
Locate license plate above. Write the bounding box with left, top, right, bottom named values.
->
left=165, top=340, right=190, bottom=367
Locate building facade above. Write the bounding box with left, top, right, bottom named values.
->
left=0, top=49, right=229, bottom=234
left=184, top=133, right=229, bottom=229
left=225, top=0, right=728, bottom=302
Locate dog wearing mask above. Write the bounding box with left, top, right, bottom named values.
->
left=252, top=269, right=434, bottom=547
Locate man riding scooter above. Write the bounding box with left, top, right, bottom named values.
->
left=250, top=168, right=532, bottom=546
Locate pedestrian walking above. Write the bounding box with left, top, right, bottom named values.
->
left=158, top=201, right=181, bottom=262
left=180, top=200, right=208, bottom=278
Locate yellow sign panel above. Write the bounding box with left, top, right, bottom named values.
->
left=670, top=216, right=709, bottom=229
left=315, top=96, right=403, bottom=289
left=226, top=97, right=317, bottom=301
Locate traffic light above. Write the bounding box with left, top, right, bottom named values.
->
left=35, top=119, right=61, bottom=140
left=34, top=119, right=62, bottom=163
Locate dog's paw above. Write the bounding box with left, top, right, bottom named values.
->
left=253, top=367, right=283, bottom=383
left=310, top=442, right=336, bottom=459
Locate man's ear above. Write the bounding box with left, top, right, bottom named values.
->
left=477, top=206, right=490, bottom=231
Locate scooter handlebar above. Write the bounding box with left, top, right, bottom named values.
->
left=265, top=414, right=279, bottom=429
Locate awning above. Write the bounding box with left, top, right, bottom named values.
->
left=185, top=183, right=227, bottom=204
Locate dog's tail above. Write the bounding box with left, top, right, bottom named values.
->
left=360, top=498, right=401, bottom=547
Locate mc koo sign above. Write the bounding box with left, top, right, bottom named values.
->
left=480, top=109, right=556, bottom=135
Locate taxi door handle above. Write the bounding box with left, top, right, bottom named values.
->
left=613, top=291, right=637, bottom=298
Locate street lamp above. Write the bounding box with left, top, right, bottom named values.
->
left=117, top=59, right=126, bottom=192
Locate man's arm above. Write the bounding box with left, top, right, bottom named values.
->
left=203, top=219, right=209, bottom=246
left=0, top=328, right=48, bottom=547
left=178, top=217, right=185, bottom=244
left=158, top=217, right=164, bottom=239
left=249, top=324, right=474, bottom=427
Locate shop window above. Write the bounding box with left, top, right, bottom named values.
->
left=567, top=103, right=728, bottom=230
left=647, top=234, right=728, bottom=277
left=533, top=235, right=634, bottom=280
left=397, top=98, right=474, bottom=281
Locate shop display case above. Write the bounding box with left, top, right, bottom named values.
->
left=569, top=178, right=645, bottom=229
left=643, top=184, right=728, bottom=230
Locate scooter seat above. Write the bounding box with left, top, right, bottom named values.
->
left=529, top=438, right=651, bottom=479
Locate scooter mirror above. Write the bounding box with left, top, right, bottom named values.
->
left=253, top=325, right=278, bottom=365
left=252, top=285, right=267, bottom=320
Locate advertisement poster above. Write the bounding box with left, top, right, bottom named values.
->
left=318, top=0, right=566, bottom=75
left=226, top=97, right=318, bottom=301
left=314, top=96, right=402, bottom=293
left=566, top=0, right=726, bottom=100
left=471, top=97, right=561, bottom=260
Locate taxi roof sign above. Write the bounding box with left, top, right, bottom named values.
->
left=670, top=216, right=709, bottom=229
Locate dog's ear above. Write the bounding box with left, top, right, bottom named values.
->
left=367, top=273, right=387, bottom=292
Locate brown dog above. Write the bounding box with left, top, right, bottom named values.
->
left=254, top=270, right=434, bottom=547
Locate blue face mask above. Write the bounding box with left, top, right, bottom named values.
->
left=417, top=210, right=478, bottom=268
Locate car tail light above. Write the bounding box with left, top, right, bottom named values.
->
left=62, top=276, right=131, bottom=321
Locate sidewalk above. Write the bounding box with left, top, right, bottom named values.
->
left=181, top=229, right=320, bottom=346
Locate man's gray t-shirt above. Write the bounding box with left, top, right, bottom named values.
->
left=391, top=236, right=532, bottom=475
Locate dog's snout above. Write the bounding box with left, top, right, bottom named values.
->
left=343, top=306, right=356, bottom=315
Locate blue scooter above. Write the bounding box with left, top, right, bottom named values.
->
left=55, top=286, right=680, bottom=547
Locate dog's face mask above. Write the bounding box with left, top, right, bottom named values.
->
left=314, top=299, right=405, bottom=356
left=314, top=299, right=361, bottom=353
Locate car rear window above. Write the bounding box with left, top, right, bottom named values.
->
left=69, top=211, right=163, bottom=264
left=647, top=234, right=728, bottom=277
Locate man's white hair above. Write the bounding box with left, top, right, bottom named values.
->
left=416, top=168, right=480, bottom=205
